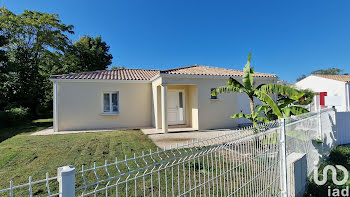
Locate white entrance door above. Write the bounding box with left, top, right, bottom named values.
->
left=167, top=90, right=185, bottom=125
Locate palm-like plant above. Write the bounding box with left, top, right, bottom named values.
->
left=260, top=89, right=315, bottom=120
left=211, top=53, right=305, bottom=125
left=259, top=98, right=309, bottom=121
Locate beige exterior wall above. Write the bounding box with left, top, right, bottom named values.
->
left=56, top=81, right=153, bottom=131
left=160, top=76, right=276, bottom=130
left=55, top=75, right=276, bottom=131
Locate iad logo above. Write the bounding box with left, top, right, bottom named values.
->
left=314, top=165, right=349, bottom=197
left=314, top=165, right=348, bottom=186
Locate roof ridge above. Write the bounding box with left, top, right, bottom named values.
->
left=194, top=64, right=243, bottom=72
left=161, top=64, right=276, bottom=77
left=160, top=65, right=199, bottom=73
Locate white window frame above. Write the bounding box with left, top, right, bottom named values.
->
left=210, top=88, right=218, bottom=100
left=102, top=92, right=119, bottom=114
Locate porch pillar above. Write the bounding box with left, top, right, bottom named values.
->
left=161, top=84, right=168, bottom=133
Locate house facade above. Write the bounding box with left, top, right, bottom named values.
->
left=295, top=74, right=350, bottom=112
left=51, top=65, right=277, bottom=133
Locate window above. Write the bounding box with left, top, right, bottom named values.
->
left=211, top=88, right=217, bottom=99
left=179, top=92, right=183, bottom=108
left=103, top=92, right=119, bottom=113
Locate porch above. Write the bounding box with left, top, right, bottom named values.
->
left=151, top=83, right=199, bottom=133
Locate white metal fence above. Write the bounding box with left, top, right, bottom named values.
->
left=336, top=111, right=350, bottom=145
left=0, top=108, right=338, bottom=197
left=285, top=108, right=337, bottom=176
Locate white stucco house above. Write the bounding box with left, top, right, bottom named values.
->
left=295, top=74, right=350, bottom=112
left=50, top=65, right=277, bottom=133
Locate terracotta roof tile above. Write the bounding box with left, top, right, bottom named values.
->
left=161, top=65, right=276, bottom=78
left=51, top=69, right=160, bottom=81
left=312, top=74, right=350, bottom=82
left=51, top=65, right=277, bottom=80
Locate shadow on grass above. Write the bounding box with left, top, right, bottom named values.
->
left=0, top=119, right=52, bottom=143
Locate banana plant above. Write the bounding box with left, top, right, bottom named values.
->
left=259, top=97, right=310, bottom=121
left=230, top=105, right=268, bottom=124
left=211, top=53, right=305, bottom=126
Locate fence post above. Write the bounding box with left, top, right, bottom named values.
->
left=318, top=109, right=322, bottom=139
left=57, top=165, right=76, bottom=197
left=279, top=118, right=288, bottom=197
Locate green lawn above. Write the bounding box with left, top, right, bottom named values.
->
left=0, top=118, right=53, bottom=142
left=0, top=120, right=158, bottom=195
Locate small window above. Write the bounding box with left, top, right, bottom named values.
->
left=211, top=88, right=217, bottom=100
left=103, top=92, right=119, bottom=113
left=179, top=92, right=183, bottom=108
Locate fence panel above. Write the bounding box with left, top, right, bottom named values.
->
left=336, top=111, right=350, bottom=145
left=285, top=108, right=336, bottom=176
left=74, top=123, right=282, bottom=197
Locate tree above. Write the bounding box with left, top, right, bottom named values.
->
left=110, top=66, right=125, bottom=70
left=0, top=7, right=74, bottom=113
left=0, top=29, right=7, bottom=65
left=212, top=53, right=305, bottom=126
left=296, top=68, right=348, bottom=82
left=311, top=68, right=346, bottom=75
left=296, top=74, right=307, bottom=82
left=0, top=29, right=9, bottom=109
left=63, top=35, right=113, bottom=73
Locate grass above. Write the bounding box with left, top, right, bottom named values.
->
left=0, top=119, right=280, bottom=196
left=0, top=120, right=158, bottom=196
left=0, top=118, right=53, bottom=142
left=305, top=146, right=350, bottom=197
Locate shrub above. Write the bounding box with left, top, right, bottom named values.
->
left=0, top=107, right=30, bottom=128
left=305, top=146, right=350, bottom=196
left=6, top=107, right=30, bottom=122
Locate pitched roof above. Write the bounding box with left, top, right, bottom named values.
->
left=312, top=74, right=350, bottom=82
left=51, top=65, right=277, bottom=80
left=161, top=65, right=276, bottom=78
left=51, top=69, right=160, bottom=80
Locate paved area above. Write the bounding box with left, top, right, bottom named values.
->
left=141, top=127, right=197, bottom=135
left=142, top=128, right=238, bottom=149
left=32, top=126, right=238, bottom=150
left=31, top=127, right=145, bottom=136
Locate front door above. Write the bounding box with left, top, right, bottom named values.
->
left=167, top=90, right=185, bottom=125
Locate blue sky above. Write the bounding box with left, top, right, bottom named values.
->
left=3, top=0, right=350, bottom=82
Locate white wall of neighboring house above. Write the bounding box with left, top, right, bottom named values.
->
left=295, top=76, right=348, bottom=112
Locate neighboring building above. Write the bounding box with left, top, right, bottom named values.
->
left=51, top=65, right=277, bottom=132
left=295, top=74, right=350, bottom=112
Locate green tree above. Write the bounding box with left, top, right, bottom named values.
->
left=0, top=7, right=74, bottom=113
left=311, top=68, right=346, bottom=75
left=212, top=53, right=305, bottom=125
left=296, top=74, right=307, bottom=82
left=296, top=68, right=348, bottom=82
left=110, top=66, right=125, bottom=70
left=0, top=29, right=9, bottom=109
left=63, top=35, right=113, bottom=73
